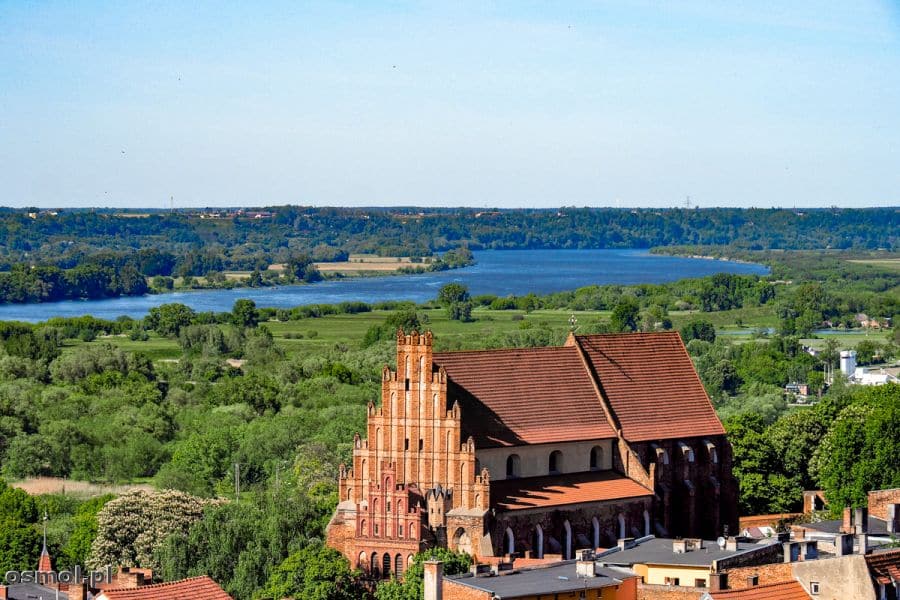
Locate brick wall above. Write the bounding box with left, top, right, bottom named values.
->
left=724, top=562, right=794, bottom=589
left=443, top=579, right=492, bottom=600
left=867, top=488, right=900, bottom=521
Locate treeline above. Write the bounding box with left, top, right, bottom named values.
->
left=2, top=207, right=897, bottom=271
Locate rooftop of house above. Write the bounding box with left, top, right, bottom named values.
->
left=490, top=470, right=653, bottom=512
left=95, top=576, right=232, bottom=600
left=865, top=548, right=900, bottom=586
left=3, top=583, right=68, bottom=600
left=598, top=536, right=762, bottom=567
left=446, top=561, right=635, bottom=598
left=433, top=331, right=725, bottom=448
left=800, top=516, right=890, bottom=536
left=703, top=580, right=811, bottom=600
left=433, top=345, right=617, bottom=447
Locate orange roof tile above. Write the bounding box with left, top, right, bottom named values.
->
left=866, top=548, right=900, bottom=586
left=434, top=346, right=617, bottom=448
left=575, top=332, right=725, bottom=441
left=97, top=576, right=232, bottom=600
left=490, top=470, right=653, bottom=511
left=709, top=580, right=811, bottom=600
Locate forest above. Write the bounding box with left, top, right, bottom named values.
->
left=0, top=251, right=898, bottom=598
left=0, top=207, right=897, bottom=301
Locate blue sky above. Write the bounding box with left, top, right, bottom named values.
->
left=1, top=1, right=899, bottom=208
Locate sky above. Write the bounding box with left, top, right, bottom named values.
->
left=1, top=1, right=899, bottom=209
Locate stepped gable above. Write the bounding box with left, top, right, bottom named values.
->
left=575, top=331, right=724, bottom=442
left=433, top=345, right=616, bottom=448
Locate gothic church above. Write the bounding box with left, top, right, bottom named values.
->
left=326, top=330, right=737, bottom=578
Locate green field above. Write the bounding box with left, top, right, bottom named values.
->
left=69, top=308, right=612, bottom=360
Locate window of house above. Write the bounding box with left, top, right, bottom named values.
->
left=386, top=501, right=391, bottom=512
left=664, top=577, right=680, bottom=586
left=810, top=582, right=820, bottom=595
left=418, top=439, right=424, bottom=451
left=695, top=579, right=706, bottom=588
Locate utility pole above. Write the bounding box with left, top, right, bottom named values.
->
left=234, top=463, right=241, bottom=502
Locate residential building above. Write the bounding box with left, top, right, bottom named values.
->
left=425, top=556, right=639, bottom=600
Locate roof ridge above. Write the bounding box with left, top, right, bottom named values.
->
left=434, top=345, right=575, bottom=356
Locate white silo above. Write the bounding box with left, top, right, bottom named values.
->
left=840, top=350, right=857, bottom=378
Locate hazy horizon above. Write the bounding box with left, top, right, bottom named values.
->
left=2, top=1, right=899, bottom=209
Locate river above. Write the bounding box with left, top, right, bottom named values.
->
left=0, top=249, right=768, bottom=322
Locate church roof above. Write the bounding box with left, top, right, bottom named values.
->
left=433, top=345, right=616, bottom=448
left=490, top=470, right=653, bottom=511
left=575, top=332, right=725, bottom=441
left=433, top=332, right=724, bottom=447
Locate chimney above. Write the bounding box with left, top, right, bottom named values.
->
left=709, top=572, right=728, bottom=591
left=776, top=531, right=790, bottom=543
left=854, top=507, right=868, bottom=534
left=672, top=539, right=688, bottom=553
left=835, top=533, right=854, bottom=556
left=783, top=542, right=800, bottom=563
left=0, top=584, right=8, bottom=600
left=888, top=504, right=900, bottom=534
left=746, top=575, right=759, bottom=587
left=858, top=533, right=870, bottom=555
left=725, top=537, right=739, bottom=552
left=424, top=560, right=443, bottom=600
left=617, top=537, right=636, bottom=551
left=68, top=583, right=87, bottom=600
left=841, top=507, right=853, bottom=534
left=576, top=552, right=597, bottom=578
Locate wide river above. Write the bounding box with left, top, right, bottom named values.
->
left=0, top=249, right=767, bottom=322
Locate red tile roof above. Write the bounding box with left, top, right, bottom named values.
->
left=433, top=346, right=617, bottom=448
left=708, top=580, right=811, bottom=600
left=866, top=548, right=900, bottom=586
left=490, top=470, right=652, bottom=511
left=575, top=332, right=725, bottom=441
left=96, top=576, right=232, bottom=600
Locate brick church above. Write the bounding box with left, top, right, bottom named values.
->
left=326, top=329, right=737, bottom=578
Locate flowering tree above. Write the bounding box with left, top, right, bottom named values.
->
left=88, top=490, right=224, bottom=571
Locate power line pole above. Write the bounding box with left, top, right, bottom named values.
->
left=234, top=463, right=241, bottom=502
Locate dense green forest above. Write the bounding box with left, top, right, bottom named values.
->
left=1, top=205, right=896, bottom=303
left=0, top=251, right=898, bottom=598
